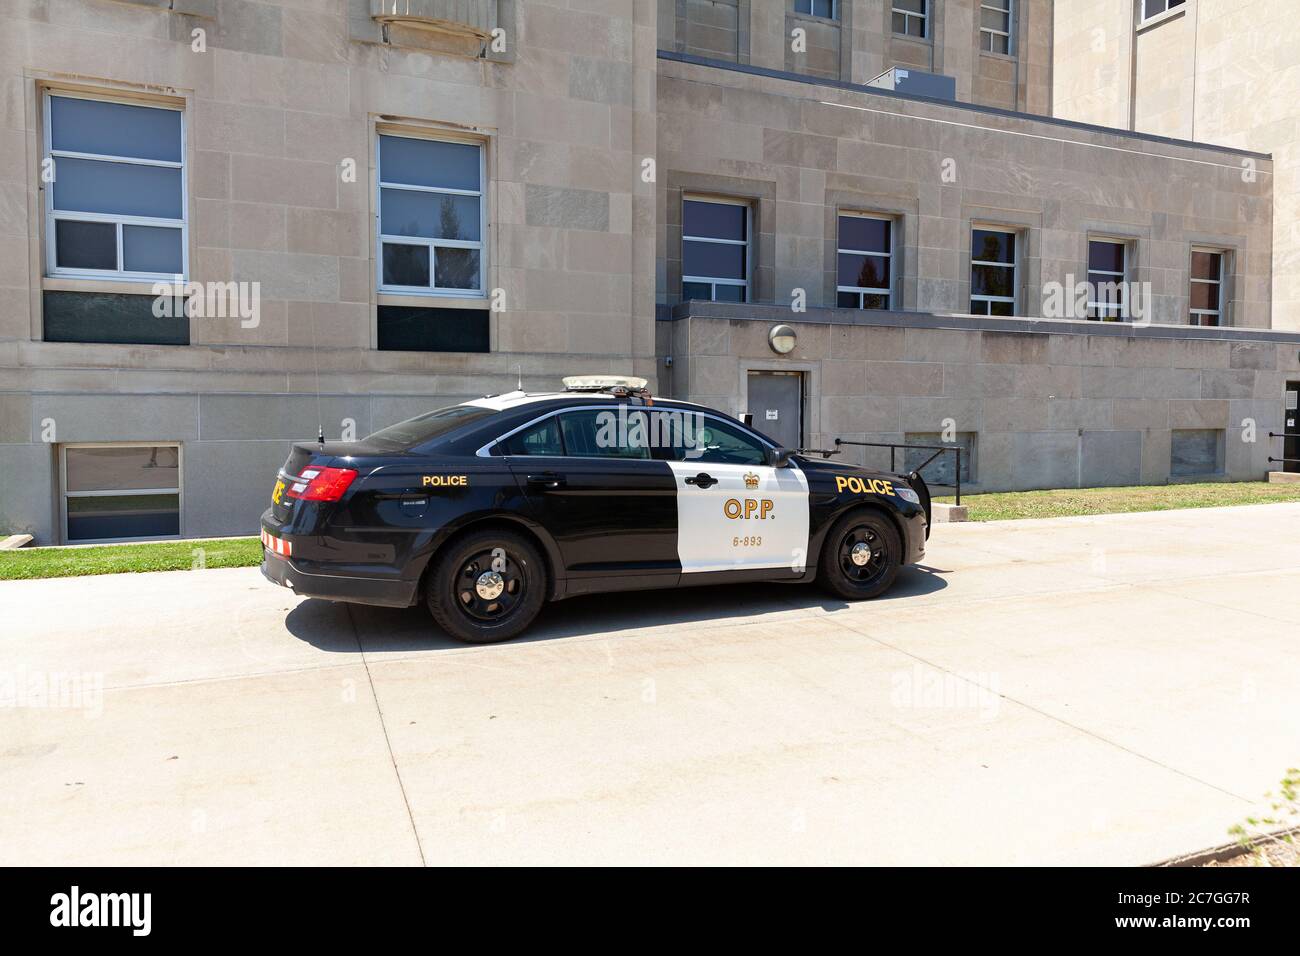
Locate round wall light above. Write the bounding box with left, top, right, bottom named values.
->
left=769, top=324, right=797, bottom=355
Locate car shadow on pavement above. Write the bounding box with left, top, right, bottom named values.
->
left=285, top=565, right=948, bottom=654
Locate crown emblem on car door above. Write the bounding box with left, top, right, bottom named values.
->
left=744, top=472, right=760, bottom=489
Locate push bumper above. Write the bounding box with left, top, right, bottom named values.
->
left=260, top=551, right=418, bottom=608
left=903, top=510, right=927, bottom=564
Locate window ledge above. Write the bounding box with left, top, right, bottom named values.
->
left=377, top=292, right=489, bottom=310
left=371, top=0, right=497, bottom=39
left=979, top=50, right=1018, bottom=63
left=787, top=12, right=841, bottom=27
left=43, top=277, right=165, bottom=296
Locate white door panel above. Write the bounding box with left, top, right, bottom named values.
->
left=668, top=461, right=809, bottom=574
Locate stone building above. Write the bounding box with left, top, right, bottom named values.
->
left=0, top=0, right=1296, bottom=543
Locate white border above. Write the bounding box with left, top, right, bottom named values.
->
left=837, top=211, right=893, bottom=309
left=682, top=194, right=752, bottom=303
left=60, top=441, right=184, bottom=544
left=970, top=225, right=1018, bottom=316
left=375, top=130, right=487, bottom=298
left=43, top=90, right=188, bottom=283
left=1190, top=246, right=1225, bottom=327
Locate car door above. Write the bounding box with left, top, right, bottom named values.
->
left=660, top=412, right=809, bottom=578
left=500, top=407, right=680, bottom=592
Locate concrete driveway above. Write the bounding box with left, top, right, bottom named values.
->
left=3, top=502, right=1299, bottom=865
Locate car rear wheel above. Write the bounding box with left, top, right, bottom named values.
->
left=817, top=509, right=901, bottom=601
left=426, top=529, right=546, bottom=643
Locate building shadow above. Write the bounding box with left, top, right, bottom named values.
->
left=285, top=565, right=948, bottom=654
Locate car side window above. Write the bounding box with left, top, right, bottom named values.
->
left=501, top=417, right=563, bottom=456
left=557, top=408, right=652, bottom=459
left=673, top=415, right=768, bottom=466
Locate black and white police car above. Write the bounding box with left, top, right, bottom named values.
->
left=261, top=376, right=930, bottom=642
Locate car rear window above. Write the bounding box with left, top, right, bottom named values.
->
left=364, top=404, right=497, bottom=450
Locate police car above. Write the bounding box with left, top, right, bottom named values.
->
left=260, top=376, right=930, bottom=643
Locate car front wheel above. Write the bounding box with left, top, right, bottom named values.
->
left=817, top=510, right=902, bottom=601
left=426, top=529, right=546, bottom=643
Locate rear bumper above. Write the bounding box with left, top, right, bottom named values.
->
left=260, top=551, right=418, bottom=608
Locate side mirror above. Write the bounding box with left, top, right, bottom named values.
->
left=765, top=447, right=793, bottom=468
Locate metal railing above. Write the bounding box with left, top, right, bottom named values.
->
left=833, top=438, right=965, bottom=505
left=1267, top=431, right=1300, bottom=468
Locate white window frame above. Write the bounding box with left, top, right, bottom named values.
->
left=60, top=442, right=184, bottom=545
left=892, top=0, right=928, bottom=38
left=1190, top=247, right=1225, bottom=327
left=980, top=0, right=1014, bottom=55
left=43, top=90, right=188, bottom=283
left=794, top=0, right=837, bottom=19
left=1087, top=238, right=1129, bottom=321
left=1140, top=0, right=1185, bottom=24
left=970, top=226, right=1017, bottom=316
left=376, top=130, right=488, bottom=298
left=837, top=211, right=893, bottom=310
left=681, top=195, right=752, bottom=303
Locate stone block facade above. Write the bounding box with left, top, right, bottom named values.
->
left=665, top=303, right=1296, bottom=492
left=656, top=53, right=1274, bottom=327
left=2, top=1, right=1298, bottom=543
left=0, top=0, right=658, bottom=542
left=1052, top=0, right=1300, bottom=331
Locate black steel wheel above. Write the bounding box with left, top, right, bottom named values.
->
left=426, top=529, right=546, bottom=643
left=817, top=510, right=901, bottom=600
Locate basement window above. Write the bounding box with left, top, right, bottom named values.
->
left=1170, top=429, right=1223, bottom=478
left=61, top=443, right=182, bottom=543
left=905, top=433, right=976, bottom=485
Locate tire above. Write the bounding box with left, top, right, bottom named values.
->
left=425, top=529, right=547, bottom=643
left=817, top=509, right=902, bottom=601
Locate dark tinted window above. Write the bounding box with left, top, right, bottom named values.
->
left=365, top=404, right=497, bottom=449
left=839, top=215, right=890, bottom=254
left=1088, top=240, right=1126, bottom=273
left=683, top=199, right=746, bottom=240
left=972, top=229, right=1015, bottom=264
left=502, top=417, right=563, bottom=456
left=558, top=409, right=652, bottom=459
left=676, top=416, right=768, bottom=465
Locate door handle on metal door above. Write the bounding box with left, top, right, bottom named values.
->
left=684, top=473, right=717, bottom=489
left=526, top=472, right=566, bottom=490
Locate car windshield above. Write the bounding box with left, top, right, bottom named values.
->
left=364, top=404, right=497, bottom=450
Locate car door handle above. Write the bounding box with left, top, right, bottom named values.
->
left=684, top=472, right=717, bottom=489
left=526, top=472, right=566, bottom=490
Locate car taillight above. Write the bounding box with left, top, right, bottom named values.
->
left=286, top=466, right=357, bottom=502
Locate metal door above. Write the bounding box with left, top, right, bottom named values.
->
left=747, top=371, right=803, bottom=450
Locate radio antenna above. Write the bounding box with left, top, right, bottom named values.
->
left=312, top=306, right=324, bottom=446
left=514, top=363, right=522, bottom=392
